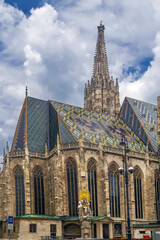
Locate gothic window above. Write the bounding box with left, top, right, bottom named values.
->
left=14, top=166, right=25, bottom=216
left=134, top=168, right=143, bottom=219
left=88, top=159, right=98, bottom=216
left=155, top=169, right=160, bottom=220
left=107, top=98, right=110, bottom=106
left=66, top=159, right=78, bottom=216
left=34, top=167, right=45, bottom=214
left=108, top=164, right=120, bottom=217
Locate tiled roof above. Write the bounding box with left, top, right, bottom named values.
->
left=120, top=97, right=157, bottom=153
left=12, top=99, right=26, bottom=152
left=12, top=96, right=157, bottom=154
left=12, top=97, right=48, bottom=153
left=27, top=97, right=48, bottom=153
left=50, top=100, right=147, bottom=153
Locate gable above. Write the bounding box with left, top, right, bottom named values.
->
left=120, top=97, right=157, bottom=153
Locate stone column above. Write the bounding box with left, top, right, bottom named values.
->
left=54, top=135, right=63, bottom=216
left=78, top=135, right=87, bottom=190
left=99, top=223, right=103, bottom=238
left=4, top=143, right=13, bottom=217
left=109, top=222, right=113, bottom=239
left=144, top=147, right=156, bottom=220
left=104, top=177, right=110, bottom=217
left=24, top=141, right=31, bottom=214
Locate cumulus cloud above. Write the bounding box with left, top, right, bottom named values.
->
left=0, top=0, right=160, bottom=162
left=120, top=31, right=160, bottom=103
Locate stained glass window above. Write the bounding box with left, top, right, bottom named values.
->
left=14, top=166, right=25, bottom=216
left=66, top=159, right=78, bottom=216
left=88, top=159, right=98, bottom=216
left=134, top=168, right=143, bottom=219
left=155, top=169, right=160, bottom=220
left=34, top=167, right=45, bottom=214
left=108, top=164, right=120, bottom=217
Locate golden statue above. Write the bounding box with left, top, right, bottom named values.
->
left=100, top=20, right=103, bottom=26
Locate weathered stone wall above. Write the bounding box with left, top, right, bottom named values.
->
left=0, top=143, right=159, bottom=238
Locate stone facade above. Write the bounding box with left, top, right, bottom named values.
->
left=84, top=22, right=120, bottom=116
left=0, top=138, right=160, bottom=239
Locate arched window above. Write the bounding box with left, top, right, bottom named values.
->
left=66, top=159, right=78, bottom=216
left=134, top=167, right=143, bottom=219
left=34, top=167, right=45, bottom=214
left=14, top=166, right=25, bottom=216
left=88, top=159, right=98, bottom=216
left=155, top=169, right=160, bottom=220
left=108, top=164, right=120, bottom=217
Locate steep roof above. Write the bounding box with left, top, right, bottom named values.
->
left=12, top=97, right=48, bottom=153
left=11, top=96, right=157, bottom=154
left=120, top=97, right=157, bottom=153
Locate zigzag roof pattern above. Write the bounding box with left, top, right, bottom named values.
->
left=120, top=97, right=157, bottom=153
left=12, top=96, right=157, bottom=154
left=50, top=100, right=147, bottom=153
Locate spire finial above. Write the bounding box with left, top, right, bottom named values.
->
left=25, top=86, right=28, bottom=98
left=100, top=20, right=103, bottom=26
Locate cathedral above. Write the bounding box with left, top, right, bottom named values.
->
left=0, top=22, right=160, bottom=240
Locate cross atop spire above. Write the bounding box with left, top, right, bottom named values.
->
left=25, top=86, right=28, bottom=98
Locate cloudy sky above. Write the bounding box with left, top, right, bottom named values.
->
left=0, top=0, right=160, bottom=162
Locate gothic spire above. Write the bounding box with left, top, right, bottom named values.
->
left=84, top=22, right=120, bottom=116
left=93, top=21, right=109, bottom=77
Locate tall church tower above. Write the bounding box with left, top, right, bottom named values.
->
left=84, top=21, right=120, bottom=116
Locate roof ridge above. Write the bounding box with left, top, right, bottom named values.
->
left=27, top=96, right=47, bottom=102
left=126, top=96, right=156, bottom=107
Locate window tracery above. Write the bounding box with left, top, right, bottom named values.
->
left=88, top=159, right=98, bottom=216
left=108, top=164, right=120, bottom=217
left=14, top=166, right=25, bottom=216
left=66, top=159, right=78, bottom=216
left=134, top=167, right=143, bottom=219
left=34, top=167, right=45, bottom=214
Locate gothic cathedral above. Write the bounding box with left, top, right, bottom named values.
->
left=0, top=22, right=160, bottom=240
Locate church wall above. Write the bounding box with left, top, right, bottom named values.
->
left=0, top=146, right=159, bottom=239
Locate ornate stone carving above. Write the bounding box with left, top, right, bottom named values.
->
left=78, top=197, right=92, bottom=239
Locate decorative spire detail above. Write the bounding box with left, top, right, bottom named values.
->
left=84, top=22, right=120, bottom=116
left=93, top=21, right=109, bottom=77
left=25, top=86, right=28, bottom=98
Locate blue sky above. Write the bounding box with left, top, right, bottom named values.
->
left=0, top=0, right=160, bottom=162
left=5, top=0, right=42, bottom=14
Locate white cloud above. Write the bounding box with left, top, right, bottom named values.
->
left=120, top=31, right=160, bottom=103
left=0, top=0, right=160, bottom=157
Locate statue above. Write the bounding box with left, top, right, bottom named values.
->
left=78, top=190, right=92, bottom=239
